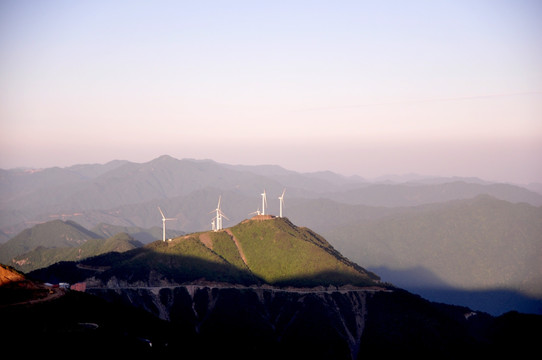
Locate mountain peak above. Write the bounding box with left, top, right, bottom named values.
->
left=151, top=154, right=177, bottom=163
left=178, top=218, right=372, bottom=286
left=245, top=214, right=276, bottom=222
left=223, top=217, right=380, bottom=286
left=30, top=217, right=381, bottom=289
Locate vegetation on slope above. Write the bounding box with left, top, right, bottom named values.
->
left=90, top=223, right=184, bottom=244
left=11, top=232, right=142, bottom=273
left=30, top=217, right=380, bottom=288
left=230, top=217, right=379, bottom=286
left=328, top=195, right=542, bottom=296
left=0, top=220, right=101, bottom=265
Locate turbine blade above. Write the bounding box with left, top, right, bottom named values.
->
left=158, top=206, right=165, bottom=218
left=217, top=209, right=229, bottom=218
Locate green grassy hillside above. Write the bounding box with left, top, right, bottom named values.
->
left=230, top=217, right=378, bottom=286
left=30, top=217, right=380, bottom=288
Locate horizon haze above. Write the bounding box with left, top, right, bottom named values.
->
left=1, top=1, right=541, bottom=184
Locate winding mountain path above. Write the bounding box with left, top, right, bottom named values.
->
left=224, top=229, right=248, bottom=266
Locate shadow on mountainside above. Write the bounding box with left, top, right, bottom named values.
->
left=9, top=266, right=542, bottom=360
left=27, top=248, right=261, bottom=287
left=27, top=247, right=380, bottom=289
left=370, top=265, right=542, bottom=316
left=25, top=248, right=542, bottom=316
left=7, top=255, right=542, bottom=359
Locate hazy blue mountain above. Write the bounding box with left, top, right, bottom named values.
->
left=90, top=223, right=184, bottom=243
left=525, top=182, right=542, bottom=195
left=0, top=156, right=288, bottom=233
left=224, top=163, right=367, bottom=192
left=324, top=195, right=542, bottom=313
left=321, top=181, right=542, bottom=207
left=0, top=160, right=129, bottom=203
left=0, top=229, right=9, bottom=243
left=65, top=159, right=130, bottom=179
left=2, top=155, right=541, bottom=239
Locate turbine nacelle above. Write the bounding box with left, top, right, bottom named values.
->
left=249, top=207, right=261, bottom=216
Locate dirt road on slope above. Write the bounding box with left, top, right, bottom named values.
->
left=224, top=229, right=248, bottom=266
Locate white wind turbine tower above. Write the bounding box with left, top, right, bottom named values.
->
left=158, top=207, right=176, bottom=242
left=278, top=188, right=286, bottom=218
left=261, top=190, right=268, bottom=215
left=209, top=195, right=229, bottom=231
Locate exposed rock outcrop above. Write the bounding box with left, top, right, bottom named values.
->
left=89, top=285, right=374, bottom=359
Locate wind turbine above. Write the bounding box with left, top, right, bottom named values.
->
left=158, top=207, right=176, bottom=242
left=249, top=207, right=261, bottom=217
left=278, top=188, right=286, bottom=218
left=261, top=190, right=267, bottom=215
left=209, top=195, right=229, bottom=231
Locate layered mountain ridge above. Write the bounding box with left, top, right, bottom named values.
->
left=2, top=155, right=541, bottom=237
left=1, top=155, right=541, bottom=315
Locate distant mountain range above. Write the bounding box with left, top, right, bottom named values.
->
left=1, top=154, right=541, bottom=315
left=2, top=154, right=541, bottom=237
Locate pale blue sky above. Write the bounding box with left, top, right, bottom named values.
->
left=1, top=0, right=541, bottom=183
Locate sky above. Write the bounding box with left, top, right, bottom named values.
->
left=1, top=0, right=541, bottom=184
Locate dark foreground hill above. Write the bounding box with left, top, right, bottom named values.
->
left=2, top=264, right=541, bottom=359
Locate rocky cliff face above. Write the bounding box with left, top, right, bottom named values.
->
left=3, top=273, right=541, bottom=359
left=89, top=285, right=373, bottom=359
left=86, top=284, right=508, bottom=359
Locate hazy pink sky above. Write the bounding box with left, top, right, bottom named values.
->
left=1, top=1, right=541, bottom=183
